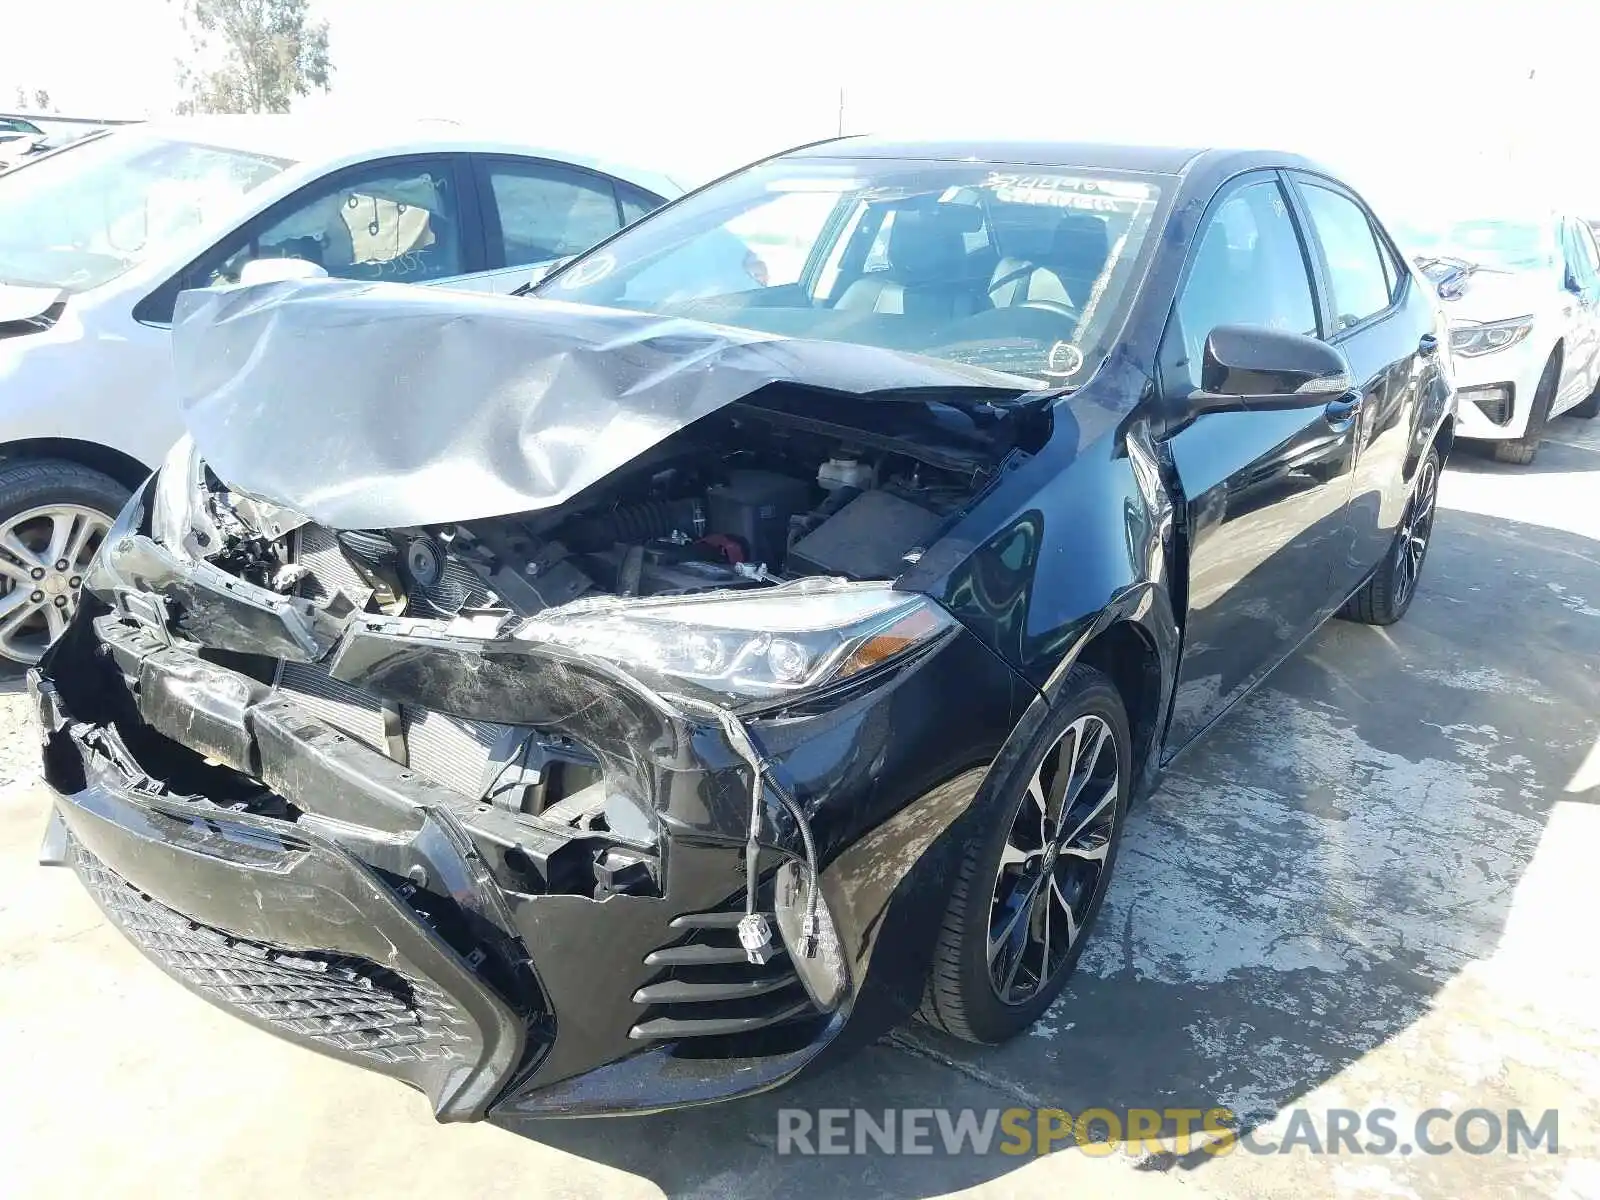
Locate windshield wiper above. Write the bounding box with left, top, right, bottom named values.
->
left=1417, top=254, right=1510, bottom=277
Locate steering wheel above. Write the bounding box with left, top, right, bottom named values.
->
left=1018, top=299, right=1080, bottom=321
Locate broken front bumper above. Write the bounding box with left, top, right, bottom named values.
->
left=35, top=538, right=1027, bottom=1117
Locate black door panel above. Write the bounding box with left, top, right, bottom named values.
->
left=1163, top=403, right=1358, bottom=752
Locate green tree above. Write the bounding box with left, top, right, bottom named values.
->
left=175, top=0, right=332, bottom=114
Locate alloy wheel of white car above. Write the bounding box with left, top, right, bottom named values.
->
left=0, top=504, right=110, bottom=664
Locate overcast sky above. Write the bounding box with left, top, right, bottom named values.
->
left=3, top=0, right=1592, bottom=209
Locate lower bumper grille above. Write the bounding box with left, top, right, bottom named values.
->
left=73, top=838, right=473, bottom=1065
left=631, top=909, right=819, bottom=1044
left=1463, top=383, right=1514, bottom=425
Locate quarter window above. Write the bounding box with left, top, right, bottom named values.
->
left=1166, top=179, right=1318, bottom=391
left=486, top=162, right=621, bottom=268
left=1298, top=183, right=1393, bottom=331
left=617, top=184, right=664, bottom=227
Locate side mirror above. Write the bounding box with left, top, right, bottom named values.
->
left=237, top=257, right=330, bottom=287
left=1189, top=324, right=1351, bottom=415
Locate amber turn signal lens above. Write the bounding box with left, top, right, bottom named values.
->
left=837, top=606, right=944, bottom=679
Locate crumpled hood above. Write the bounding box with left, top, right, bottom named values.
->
left=171, top=279, right=1035, bottom=529
left=0, top=282, right=63, bottom=326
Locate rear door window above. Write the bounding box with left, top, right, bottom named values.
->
left=483, top=160, right=623, bottom=268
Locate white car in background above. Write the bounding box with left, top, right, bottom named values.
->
left=0, top=116, right=682, bottom=662
left=1399, top=212, right=1600, bottom=464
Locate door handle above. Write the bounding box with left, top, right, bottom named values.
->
left=1323, top=391, right=1363, bottom=427
left=1418, top=332, right=1438, bottom=357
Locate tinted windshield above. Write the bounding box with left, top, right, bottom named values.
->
left=0, top=131, right=290, bottom=292
left=1395, top=216, right=1555, bottom=271
left=538, top=157, right=1167, bottom=384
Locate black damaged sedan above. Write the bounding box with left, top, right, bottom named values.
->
left=34, top=140, right=1453, bottom=1119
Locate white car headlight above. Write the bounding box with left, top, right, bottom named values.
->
left=1449, top=315, right=1534, bottom=357
left=515, top=579, right=955, bottom=708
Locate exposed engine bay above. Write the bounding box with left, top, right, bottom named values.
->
left=201, top=397, right=1021, bottom=622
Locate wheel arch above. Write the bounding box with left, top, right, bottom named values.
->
left=0, top=439, right=153, bottom=492
left=1071, top=619, right=1165, bottom=794
left=1431, top=413, right=1456, bottom=465
left=1544, top=337, right=1566, bottom=401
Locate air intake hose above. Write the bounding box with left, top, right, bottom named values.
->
left=562, top=498, right=705, bottom=552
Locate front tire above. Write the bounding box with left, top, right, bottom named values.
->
left=917, top=664, right=1130, bottom=1044
left=1491, top=351, right=1559, bottom=464
left=0, top=460, right=127, bottom=665
left=1340, top=446, right=1440, bottom=626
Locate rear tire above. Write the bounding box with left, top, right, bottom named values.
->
left=1491, top=352, right=1559, bottom=464
left=917, top=664, right=1130, bottom=1044
left=1571, top=384, right=1600, bottom=419
left=1340, top=446, right=1440, bottom=626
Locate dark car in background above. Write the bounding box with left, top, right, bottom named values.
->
left=34, top=139, right=1453, bottom=1119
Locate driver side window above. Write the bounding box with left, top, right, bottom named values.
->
left=1565, top=218, right=1600, bottom=290
left=138, top=158, right=468, bottom=325
left=219, top=161, right=462, bottom=286
left=1165, top=179, right=1319, bottom=394
left=178, top=158, right=464, bottom=299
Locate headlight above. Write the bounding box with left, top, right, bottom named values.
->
left=1449, top=315, right=1534, bottom=357
left=149, top=435, right=207, bottom=553
left=515, top=579, right=955, bottom=707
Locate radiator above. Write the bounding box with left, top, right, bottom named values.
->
left=274, top=525, right=511, bottom=799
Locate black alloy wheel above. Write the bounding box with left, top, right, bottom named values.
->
left=919, top=664, right=1130, bottom=1043
left=986, top=710, right=1119, bottom=1005
left=1390, top=450, right=1438, bottom=613
left=1340, top=445, right=1441, bottom=626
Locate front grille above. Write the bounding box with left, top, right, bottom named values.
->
left=630, top=909, right=819, bottom=1045
left=73, top=839, right=473, bottom=1065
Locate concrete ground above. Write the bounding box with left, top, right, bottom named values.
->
left=2, top=417, right=1598, bottom=1200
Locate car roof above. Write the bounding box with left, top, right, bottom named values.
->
left=784, top=137, right=1327, bottom=178
left=109, top=115, right=687, bottom=200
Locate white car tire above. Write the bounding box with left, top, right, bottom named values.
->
left=0, top=460, right=128, bottom=665
left=1491, top=351, right=1559, bottom=465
